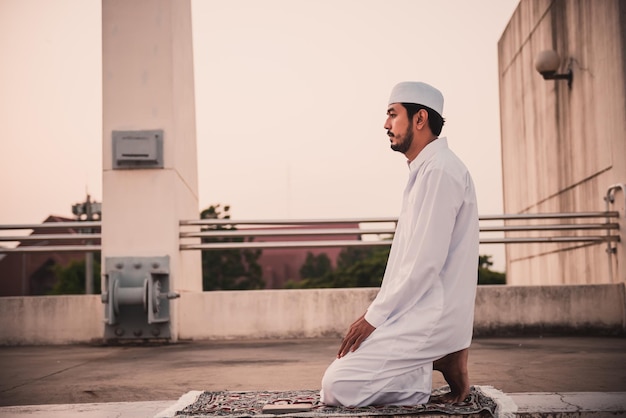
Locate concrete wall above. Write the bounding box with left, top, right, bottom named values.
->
left=474, top=283, right=626, bottom=336
left=498, top=0, right=626, bottom=285
left=1, top=285, right=624, bottom=345
left=0, top=295, right=104, bottom=345
left=177, top=288, right=378, bottom=340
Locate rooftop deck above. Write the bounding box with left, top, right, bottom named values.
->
left=1, top=336, right=625, bottom=416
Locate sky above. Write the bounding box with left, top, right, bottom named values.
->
left=0, top=0, right=519, bottom=270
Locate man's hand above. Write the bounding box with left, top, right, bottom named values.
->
left=337, top=314, right=375, bottom=358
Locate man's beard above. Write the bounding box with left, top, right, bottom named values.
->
left=389, top=125, right=413, bottom=154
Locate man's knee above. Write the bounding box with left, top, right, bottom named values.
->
left=321, top=370, right=344, bottom=406
left=321, top=366, right=366, bottom=407
left=319, top=379, right=340, bottom=406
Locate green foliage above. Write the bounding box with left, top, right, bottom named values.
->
left=299, top=253, right=333, bottom=280
left=49, top=254, right=101, bottom=295
left=288, top=246, right=390, bottom=289
left=290, top=249, right=505, bottom=288
left=478, top=254, right=506, bottom=285
left=201, top=204, right=264, bottom=291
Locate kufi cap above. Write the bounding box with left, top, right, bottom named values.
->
left=388, top=81, right=444, bottom=117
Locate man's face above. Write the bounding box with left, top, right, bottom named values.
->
left=384, top=103, right=413, bottom=154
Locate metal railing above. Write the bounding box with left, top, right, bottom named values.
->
left=2, top=183, right=623, bottom=254
left=177, top=211, right=620, bottom=250
left=0, top=211, right=620, bottom=253
left=0, top=221, right=101, bottom=253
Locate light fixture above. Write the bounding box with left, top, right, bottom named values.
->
left=534, top=50, right=573, bottom=88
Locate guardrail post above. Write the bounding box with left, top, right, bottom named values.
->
left=606, top=184, right=626, bottom=283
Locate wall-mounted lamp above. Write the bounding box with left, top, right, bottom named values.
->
left=534, top=50, right=573, bottom=88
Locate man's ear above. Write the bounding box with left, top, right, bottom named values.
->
left=414, top=109, right=428, bottom=130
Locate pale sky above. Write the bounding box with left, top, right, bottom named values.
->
left=0, top=0, right=519, bottom=270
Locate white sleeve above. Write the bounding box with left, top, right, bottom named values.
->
left=364, top=166, right=464, bottom=328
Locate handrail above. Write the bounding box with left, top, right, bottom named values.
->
left=180, top=236, right=619, bottom=251
left=179, top=217, right=398, bottom=226
left=179, top=223, right=619, bottom=239
left=0, top=220, right=100, bottom=253
left=0, top=245, right=102, bottom=253
left=479, top=211, right=619, bottom=220
left=480, top=223, right=619, bottom=232
left=0, top=221, right=101, bottom=230
left=180, top=228, right=396, bottom=238
left=0, top=234, right=101, bottom=242
left=179, top=212, right=620, bottom=226
left=0, top=210, right=620, bottom=253
left=178, top=211, right=621, bottom=251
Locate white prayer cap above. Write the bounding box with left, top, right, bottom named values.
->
left=388, top=81, right=444, bottom=117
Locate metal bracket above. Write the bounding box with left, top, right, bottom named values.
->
left=604, top=184, right=625, bottom=283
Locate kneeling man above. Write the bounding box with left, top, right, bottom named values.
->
left=320, top=81, right=479, bottom=406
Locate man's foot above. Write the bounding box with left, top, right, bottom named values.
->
left=433, top=348, right=470, bottom=404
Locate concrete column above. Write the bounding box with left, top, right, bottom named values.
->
left=102, top=0, right=202, bottom=340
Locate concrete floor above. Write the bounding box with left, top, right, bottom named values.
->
left=0, top=336, right=625, bottom=416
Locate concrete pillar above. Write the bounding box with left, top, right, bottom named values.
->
left=102, top=0, right=202, bottom=341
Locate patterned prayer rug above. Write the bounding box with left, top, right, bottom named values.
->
left=174, top=386, right=498, bottom=417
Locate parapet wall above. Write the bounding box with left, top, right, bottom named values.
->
left=0, top=284, right=624, bottom=345
left=473, top=283, right=626, bottom=336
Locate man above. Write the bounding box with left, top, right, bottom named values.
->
left=320, top=81, right=479, bottom=406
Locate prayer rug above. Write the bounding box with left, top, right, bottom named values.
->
left=174, top=386, right=498, bottom=417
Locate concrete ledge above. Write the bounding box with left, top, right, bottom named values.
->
left=0, top=284, right=624, bottom=345
left=178, top=287, right=378, bottom=340
left=474, top=283, right=626, bottom=336
left=0, top=295, right=103, bottom=345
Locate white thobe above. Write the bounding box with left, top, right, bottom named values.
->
left=320, top=138, right=479, bottom=406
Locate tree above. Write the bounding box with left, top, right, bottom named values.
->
left=200, top=205, right=264, bottom=290
left=49, top=255, right=102, bottom=295
left=478, top=254, right=506, bottom=285
left=299, top=252, right=333, bottom=280
left=290, top=247, right=505, bottom=288
left=288, top=246, right=390, bottom=289
left=332, top=246, right=389, bottom=288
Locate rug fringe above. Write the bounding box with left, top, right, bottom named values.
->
left=475, top=386, right=517, bottom=418
left=155, top=390, right=204, bottom=418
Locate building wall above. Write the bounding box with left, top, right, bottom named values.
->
left=498, top=0, right=626, bottom=285
left=259, top=247, right=344, bottom=288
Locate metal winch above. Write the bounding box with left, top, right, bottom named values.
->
left=101, top=256, right=179, bottom=340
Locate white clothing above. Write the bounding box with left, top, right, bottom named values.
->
left=320, top=138, right=479, bottom=407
